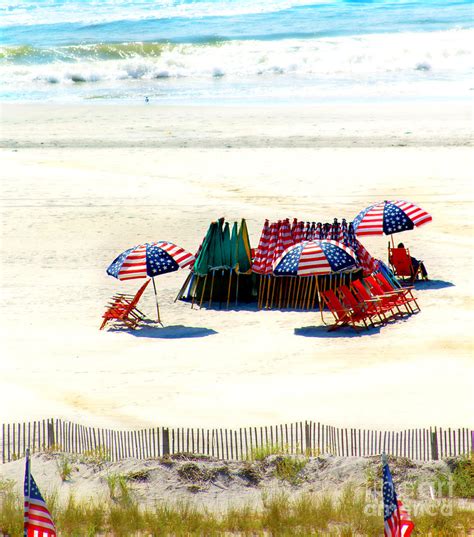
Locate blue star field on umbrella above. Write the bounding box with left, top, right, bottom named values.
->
left=107, top=246, right=134, bottom=277
left=274, top=244, right=304, bottom=275
left=321, top=242, right=356, bottom=270
left=383, top=204, right=414, bottom=234
left=146, top=244, right=179, bottom=275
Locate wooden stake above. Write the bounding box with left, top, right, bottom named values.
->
left=199, top=274, right=208, bottom=309
left=226, top=271, right=233, bottom=310
left=270, top=276, right=277, bottom=309
left=190, top=275, right=199, bottom=309
left=265, top=277, right=272, bottom=309
left=295, top=277, right=302, bottom=309
left=286, top=278, right=294, bottom=308
left=306, top=277, right=313, bottom=310
left=257, top=275, right=263, bottom=310
left=235, top=273, right=240, bottom=306
left=208, top=271, right=215, bottom=308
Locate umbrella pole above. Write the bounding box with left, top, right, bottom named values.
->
left=199, top=275, right=208, bottom=309
left=235, top=273, right=240, bottom=306
left=265, top=277, right=272, bottom=309
left=391, top=234, right=395, bottom=248
left=191, top=275, right=199, bottom=309
left=315, top=277, right=325, bottom=324
left=226, top=270, right=233, bottom=310
left=306, top=276, right=313, bottom=310
left=278, top=277, right=284, bottom=309
left=257, top=275, right=263, bottom=309
left=295, top=277, right=302, bottom=309
left=270, top=276, right=277, bottom=309
left=209, top=271, right=215, bottom=308
left=286, top=277, right=294, bottom=309
left=311, top=276, right=319, bottom=310
left=152, top=277, right=162, bottom=325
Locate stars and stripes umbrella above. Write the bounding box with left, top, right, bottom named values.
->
left=273, top=239, right=358, bottom=277
left=107, top=241, right=195, bottom=323
left=352, top=200, right=432, bottom=239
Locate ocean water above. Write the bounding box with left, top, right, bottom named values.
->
left=1, top=0, right=473, bottom=103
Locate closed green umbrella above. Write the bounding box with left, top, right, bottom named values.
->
left=236, top=218, right=252, bottom=274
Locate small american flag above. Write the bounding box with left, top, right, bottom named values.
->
left=383, top=457, right=414, bottom=537
left=24, top=452, right=56, bottom=537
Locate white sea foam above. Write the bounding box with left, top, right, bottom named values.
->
left=1, top=30, right=471, bottom=83
left=1, top=29, right=472, bottom=102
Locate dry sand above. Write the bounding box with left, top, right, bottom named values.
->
left=0, top=101, right=473, bottom=434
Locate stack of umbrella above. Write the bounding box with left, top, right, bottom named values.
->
left=252, top=217, right=374, bottom=310
left=176, top=217, right=253, bottom=308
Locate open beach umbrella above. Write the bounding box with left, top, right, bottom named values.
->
left=273, top=239, right=357, bottom=277
left=107, top=241, right=195, bottom=323
left=352, top=200, right=432, bottom=242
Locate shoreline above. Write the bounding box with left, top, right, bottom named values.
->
left=1, top=100, right=472, bottom=149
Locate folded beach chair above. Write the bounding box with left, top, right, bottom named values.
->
left=388, top=247, right=421, bottom=283
left=337, top=284, right=387, bottom=326
left=320, top=289, right=369, bottom=332
left=351, top=279, right=398, bottom=319
left=100, top=279, right=150, bottom=330
left=374, top=273, right=420, bottom=313
left=363, top=276, right=412, bottom=316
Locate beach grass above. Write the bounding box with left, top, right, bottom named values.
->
left=1, top=481, right=473, bottom=536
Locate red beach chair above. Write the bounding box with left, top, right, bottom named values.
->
left=351, top=279, right=397, bottom=319
left=338, top=285, right=387, bottom=326
left=364, top=276, right=412, bottom=316
left=388, top=247, right=421, bottom=282
left=100, top=279, right=150, bottom=330
left=374, top=273, right=420, bottom=313
left=320, top=289, right=369, bottom=332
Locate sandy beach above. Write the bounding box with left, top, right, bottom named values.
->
left=0, top=101, right=473, bottom=432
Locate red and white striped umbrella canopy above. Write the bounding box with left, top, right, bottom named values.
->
left=353, top=200, right=432, bottom=237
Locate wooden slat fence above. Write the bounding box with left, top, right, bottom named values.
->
left=1, top=419, right=472, bottom=464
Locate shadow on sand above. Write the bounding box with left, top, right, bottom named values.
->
left=118, top=323, right=217, bottom=339
left=412, top=279, right=454, bottom=291
left=295, top=324, right=382, bottom=338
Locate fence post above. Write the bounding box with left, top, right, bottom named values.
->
left=305, top=421, right=311, bottom=455
left=430, top=427, right=439, bottom=461
left=47, top=420, right=55, bottom=449
left=162, top=428, right=170, bottom=456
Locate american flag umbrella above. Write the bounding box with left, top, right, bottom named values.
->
left=353, top=200, right=432, bottom=240
left=273, top=239, right=357, bottom=277
left=107, top=241, right=195, bottom=323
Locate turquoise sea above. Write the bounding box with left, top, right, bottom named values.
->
left=1, top=0, right=472, bottom=103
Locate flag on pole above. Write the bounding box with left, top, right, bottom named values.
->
left=24, top=450, right=56, bottom=537
left=383, top=455, right=414, bottom=537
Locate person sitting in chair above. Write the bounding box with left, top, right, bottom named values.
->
left=397, top=243, right=428, bottom=281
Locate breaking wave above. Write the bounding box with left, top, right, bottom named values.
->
left=1, top=29, right=472, bottom=88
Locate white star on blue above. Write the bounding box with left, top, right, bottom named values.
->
left=274, top=244, right=303, bottom=275
left=383, top=203, right=414, bottom=234
left=146, top=244, right=179, bottom=275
